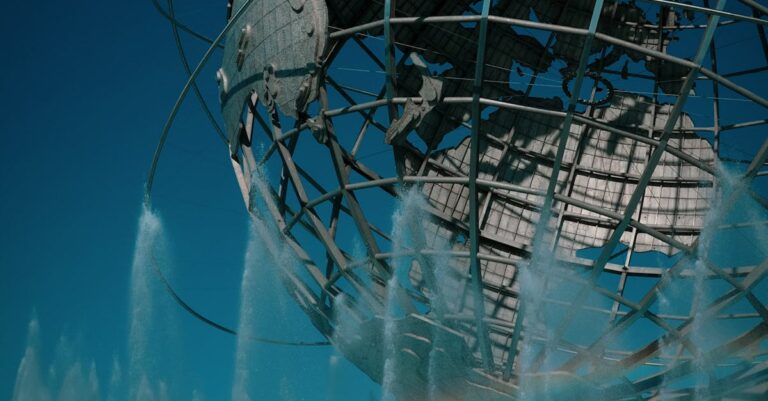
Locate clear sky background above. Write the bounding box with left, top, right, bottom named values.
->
left=2, top=1, right=768, bottom=400
left=0, top=1, right=380, bottom=400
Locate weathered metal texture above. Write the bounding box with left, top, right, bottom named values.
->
left=325, top=0, right=690, bottom=94
left=392, top=95, right=714, bottom=376
left=201, top=0, right=768, bottom=399
left=218, top=0, right=328, bottom=155
left=400, top=94, right=714, bottom=258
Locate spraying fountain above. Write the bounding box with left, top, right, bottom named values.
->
left=141, top=0, right=768, bottom=399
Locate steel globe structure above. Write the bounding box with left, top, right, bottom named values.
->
left=149, top=0, right=768, bottom=400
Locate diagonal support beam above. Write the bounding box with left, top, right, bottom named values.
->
left=559, top=255, right=768, bottom=373
left=526, top=0, right=729, bottom=373
left=261, top=105, right=383, bottom=312
left=509, top=0, right=606, bottom=376
left=383, top=0, right=398, bottom=122
left=145, top=0, right=256, bottom=202
left=599, top=322, right=768, bottom=399
left=557, top=115, right=768, bottom=378
left=468, top=0, right=495, bottom=373
left=567, top=0, right=725, bottom=339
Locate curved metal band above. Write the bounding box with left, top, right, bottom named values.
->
left=145, top=0, right=256, bottom=205
left=328, top=15, right=768, bottom=110
left=150, top=247, right=330, bottom=346
left=289, top=96, right=716, bottom=176
left=161, top=0, right=226, bottom=144
left=536, top=0, right=731, bottom=376
left=638, top=0, right=767, bottom=25
left=149, top=0, right=222, bottom=47
left=146, top=0, right=331, bottom=347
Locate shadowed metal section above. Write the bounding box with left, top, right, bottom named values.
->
left=147, top=0, right=768, bottom=399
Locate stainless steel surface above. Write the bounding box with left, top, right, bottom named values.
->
left=149, top=0, right=768, bottom=399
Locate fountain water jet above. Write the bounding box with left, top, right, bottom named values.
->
left=12, top=207, right=181, bottom=401
left=655, top=165, right=756, bottom=400
left=12, top=317, right=53, bottom=401
left=231, top=166, right=306, bottom=401
left=12, top=317, right=107, bottom=401
left=127, top=206, right=177, bottom=401
left=378, top=187, right=469, bottom=401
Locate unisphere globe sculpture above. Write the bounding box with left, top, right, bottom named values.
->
left=151, top=0, right=768, bottom=400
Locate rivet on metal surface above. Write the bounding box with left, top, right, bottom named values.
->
left=288, top=0, right=306, bottom=12
left=216, top=68, right=229, bottom=99
left=236, top=25, right=252, bottom=71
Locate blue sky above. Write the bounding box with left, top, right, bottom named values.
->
left=2, top=1, right=768, bottom=400
left=0, top=1, right=379, bottom=399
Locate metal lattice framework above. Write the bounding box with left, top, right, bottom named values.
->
left=147, top=0, right=768, bottom=400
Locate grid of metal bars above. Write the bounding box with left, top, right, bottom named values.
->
left=208, top=0, right=768, bottom=399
